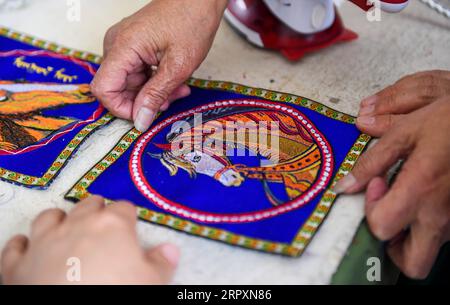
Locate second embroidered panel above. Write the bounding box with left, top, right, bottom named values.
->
left=0, top=29, right=112, bottom=189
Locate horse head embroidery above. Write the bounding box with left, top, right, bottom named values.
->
left=0, top=81, right=96, bottom=151
left=150, top=146, right=245, bottom=187
left=148, top=106, right=323, bottom=206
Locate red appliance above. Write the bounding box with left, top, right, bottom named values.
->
left=225, top=0, right=409, bottom=60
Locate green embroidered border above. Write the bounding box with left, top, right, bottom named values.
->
left=187, top=79, right=356, bottom=124
left=66, top=80, right=371, bottom=257
left=1, top=114, right=114, bottom=187
left=0, top=27, right=112, bottom=188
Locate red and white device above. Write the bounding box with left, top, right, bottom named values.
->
left=225, top=0, right=409, bottom=61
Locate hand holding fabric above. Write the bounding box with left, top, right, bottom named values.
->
left=335, top=71, right=450, bottom=279
left=1, top=196, right=179, bottom=284
left=91, top=0, right=228, bottom=132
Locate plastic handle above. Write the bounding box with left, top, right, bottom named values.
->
left=348, top=0, right=409, bottom=13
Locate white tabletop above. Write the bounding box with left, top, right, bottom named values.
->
left=0, top=0, right=449, bottom=284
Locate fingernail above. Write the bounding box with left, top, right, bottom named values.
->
left=134, top=107, right=156, bottom=132
left=333, top=174, right=357, bottom=194
left=160, top=244, right=180, bottom=266
left=361, top=95, right=377, bottom=107
left=357, top=116, right=375, bottom=126
left=358, top=104, right=375, bottom=116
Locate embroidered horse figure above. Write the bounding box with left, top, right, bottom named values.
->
left=0, top=81, right=96, bottom=151
left=149, top=106, right=322, bottom=206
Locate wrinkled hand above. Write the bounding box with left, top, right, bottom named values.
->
left=1, top=196, right=179, bottom=285
left=91, top=0, right=228, bottom=132
left=335, top=71, right=450, bottom=279
left=357, top=70, right=450, bottom=136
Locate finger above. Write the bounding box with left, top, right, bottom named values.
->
left=133, top=51, right=191, bottom=132
left=365, top=177, right=389, bottom=215
left=366, top=156, right=421, bottom=241
left=69, top=195, right=106, bottom=219
left=91, top=52, right=131, bottom=118
left=31, top=209, right=67, bottom=239
left=159, top=101, right=170, bottom=112
left=1, top=235, right=29, bottom=277
left=128, top=82, right=190, bottom=113
left=360, top=77, right=450, bottom=116
left=334, top=127, right=414, bottom=194
left=104, top=200, right=137, bottom=226
left=168, top=84, right=191, bottom=103
left=356, top=114, right=405, bottom=137
left=91, top=48, right=152, bottom=120
left=125, top=72, right=149, bottom=91
left=159, top=84, right=191, bottom=112
left=406, top=69, right=450, bottom=82
left=387, top=224, right=441, bottom=279
left=144, top=243, right=180, bottom=284
left=103, top=25, right=121, bottom=56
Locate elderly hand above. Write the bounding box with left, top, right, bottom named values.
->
left=91, top=0, right=228, bottom=132
left=335, top=71, right=450, bottom=279
left=357, top=70, right=450, bottom=137
left=1, top=196, right=179, bottom=285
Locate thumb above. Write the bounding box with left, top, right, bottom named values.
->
left=144, top=243, right=180, bottom=284
left=133, top=51, right=190, bottom=132
left=333, top=126, right=414, bottom=194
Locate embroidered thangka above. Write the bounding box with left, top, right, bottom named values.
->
left=66, top=79, right=371, bottom=256
left=0, top=28, right=112, bottom=188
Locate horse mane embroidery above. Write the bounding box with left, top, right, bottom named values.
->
left=149, top=107, right=322, bottom=206
left=0, top=81, right=95, bottom=151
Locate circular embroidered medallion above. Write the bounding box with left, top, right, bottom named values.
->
left=130, top=99, right=334, bottom=224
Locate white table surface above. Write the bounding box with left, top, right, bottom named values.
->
left=0, top=0, right=449, bottom=284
